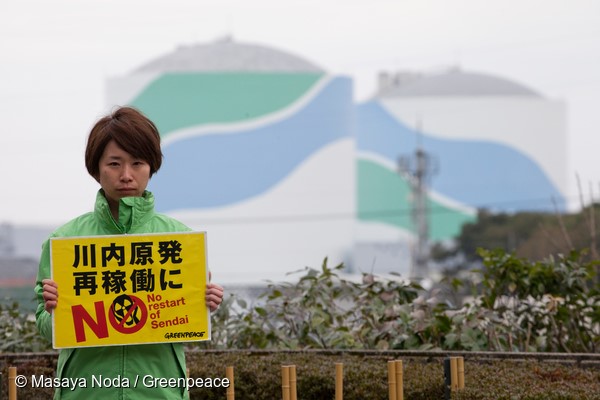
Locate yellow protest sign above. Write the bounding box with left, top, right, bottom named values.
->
left=50, top=232, right=210, bottom=349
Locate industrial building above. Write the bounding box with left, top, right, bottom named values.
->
left=106, top=38, right=566, bottom=284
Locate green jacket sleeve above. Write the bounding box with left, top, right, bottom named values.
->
left=35, top=238, right=53, bottom=342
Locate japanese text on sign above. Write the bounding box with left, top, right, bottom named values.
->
left=50, top=232, right=210, bottom=349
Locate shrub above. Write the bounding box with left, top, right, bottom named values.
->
left=196, top=252, right=599, bottom=353
left=0, top=302, right=51, bottom=353
left=2, top=250, right=599, bottom=356
left=3, top=351, right=599, bottom=400
left=474, top=248, right=600, bottom=352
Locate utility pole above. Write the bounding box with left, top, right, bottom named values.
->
left=398, top=125, right=437, bottom=280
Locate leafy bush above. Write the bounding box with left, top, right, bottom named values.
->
left=474, top=248, right=600, bottom=352
left=0, top=302, right=51, bottom=353
left=197, top=259, right=422, bottom=350
left=197, top=252, right=599, bottom=353
left=3, top=250, right=598, bottom=354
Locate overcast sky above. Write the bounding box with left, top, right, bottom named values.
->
left=1, top=0, right=599, bottom=226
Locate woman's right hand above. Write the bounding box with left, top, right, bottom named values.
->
left=42, top=279, right=59, bottom=314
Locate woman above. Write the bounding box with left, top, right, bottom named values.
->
left=35, top=106, right=224, bottom=399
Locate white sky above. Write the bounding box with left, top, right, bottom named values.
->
left=1, top=0, right=599, bottom=226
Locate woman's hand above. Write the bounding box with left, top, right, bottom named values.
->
left=206, top=283, right=224, bottom=312
left=205, top=271, right=224, bottom=312
left=42, top=278, right=59, bottom=314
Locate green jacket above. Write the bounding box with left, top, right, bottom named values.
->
left=35, top=190, right=192, bottom=399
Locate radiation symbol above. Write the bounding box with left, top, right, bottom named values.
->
left=108, top=294, right=148, bottom=334
left=112, top=295, right=139, bottom=326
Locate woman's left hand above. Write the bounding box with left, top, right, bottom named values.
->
left=205, top=271, right=224, bottom=312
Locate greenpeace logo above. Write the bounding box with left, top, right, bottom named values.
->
left=164, top=331, right=205, bottom=339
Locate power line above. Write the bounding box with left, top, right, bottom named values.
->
left=176, top=196, right=576, bottom=226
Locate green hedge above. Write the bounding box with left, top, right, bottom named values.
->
left=186, top=352, right=600, bottom=400
left=3, top=351, right=599, bottom=399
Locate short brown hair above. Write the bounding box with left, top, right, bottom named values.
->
left=85, top=106, right=163, bottom=179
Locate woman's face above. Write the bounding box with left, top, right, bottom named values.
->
left=97, top=140, right=151, bottom=210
